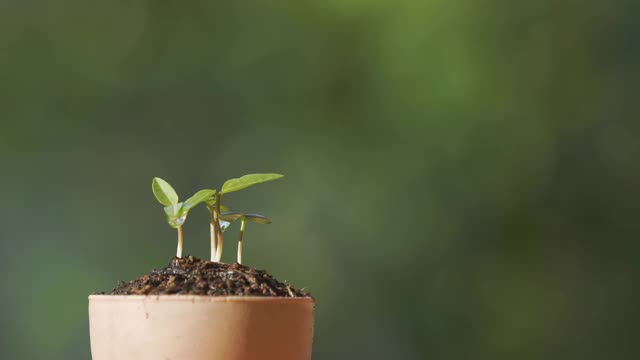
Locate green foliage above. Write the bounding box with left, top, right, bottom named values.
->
left=152, top=177, right=179, bottom=206
left=219, top=212, right=244, bottom=222
left=221, top=173, right=283, bottom=194
left=152, top=173, right=281, bottom=261
left=184, top=189, right=216, bottom=211
left=163, top=203, right=186, bottom=228
left=220, top=212, right=271, bottom=225
left=245, top=214, right=272, bottom=224
left=152, top=181, right=214, bottom=229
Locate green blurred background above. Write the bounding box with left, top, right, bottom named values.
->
left=1, top=1, right=639, bottom=359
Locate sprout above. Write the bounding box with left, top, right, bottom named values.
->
left=210, top=173, right=283, bottom=262
left=152, top=177, right=215, bottom=258
left=220, top=212, right=271, bottom=264
left=151, top=173, right=283, bottom=263
left=205, top=198, right=229, bottom=263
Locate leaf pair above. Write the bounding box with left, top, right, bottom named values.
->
left=220, top=212, right=272, bottom=224
left=152, top=178, right=216, bottom=228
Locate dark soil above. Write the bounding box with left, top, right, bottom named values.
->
left=96, top=256, right=311, bottom=297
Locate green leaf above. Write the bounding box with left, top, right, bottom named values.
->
left=152, top=177, right=179, bottom=206
left=221, top=173, right=284, bottom=194
left=219, top=212, right=271, bottom=224
left=183, top=189, right=216, bottom=211
left=219, top=212, right=243, bottom=222
left=163, top=203, right=187, bottom=228
left=245, top=214, right=272, bottom=224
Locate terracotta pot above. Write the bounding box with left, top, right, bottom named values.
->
left=88, top=295, right=315, bottom=360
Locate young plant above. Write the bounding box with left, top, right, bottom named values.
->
left=152, top=177, right=215, bottom=258
left=205, top=199, right=229, bottom=262
left=210, top=173, right=283, bottom=262
left=219, top=212, right=271, bottom=264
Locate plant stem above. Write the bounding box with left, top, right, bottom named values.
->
left=212, top=206, right=222, bottom=261
left=213, top=193, right=224, bottom=262
left=208, top=205, right=217, bottom=261
left=237, top=216, right=246, bottom=264
left=176, top=226, right=184, bottom=258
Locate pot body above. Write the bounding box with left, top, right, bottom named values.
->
left=89, top=295, right=314, bottom=360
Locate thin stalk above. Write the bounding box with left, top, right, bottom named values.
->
left=212, top=206, right=222, bottom=261
left=237, top=216, right=246, bottom=264
left=207, top=205, right=217, bottom=261
left=213, top=193, right=224, bottom=262
left=176, top=226, right=184, bottom=258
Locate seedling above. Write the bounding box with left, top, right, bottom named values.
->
left=220, top=212, right=271, bottom=264
left=205, top=199, right=230, bottom=262
left=210, top=173, right=283, bottom=262
left=151, top=173, right=283, bottom=263
left=152, top=177, right=215, bottom=258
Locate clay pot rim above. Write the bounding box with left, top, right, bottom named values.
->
left=89, top=294, right=314, bottom=304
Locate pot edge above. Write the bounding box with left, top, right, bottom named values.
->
left=89, top=294, right=315, bottom=304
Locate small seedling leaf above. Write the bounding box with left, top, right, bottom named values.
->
left=221, top=173, right=283, bottom=194
left=219, top=212, right=244, bottom=222
left=205, top=199, right=231, bottom=212
left=206, top=202, right=230, bottom=213
left=245, top=214, right=272, bottom=224
left=183, top=189, right=216, bottom=211
left=219, top=220, right=231, bottom=232
left=164, top=203, right=187, bottom=228
left=152, top=177, right=179, bottom=206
